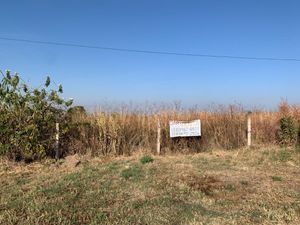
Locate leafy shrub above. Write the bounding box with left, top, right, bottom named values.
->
left=0, top=70, right=73, bottom=161
left=278, top=116, right=298, bottom=147
left=140, top=155, right=154, bottom=164
left=61, top=106, right=92, bottom=156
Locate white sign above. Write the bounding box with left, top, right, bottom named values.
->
left=169, top=120, right=201, bottom=138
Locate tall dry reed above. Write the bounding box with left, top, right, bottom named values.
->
left=63, top=102, right=300, bottom=156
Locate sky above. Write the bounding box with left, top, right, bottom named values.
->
left=1, top=0, right=300, bottom=109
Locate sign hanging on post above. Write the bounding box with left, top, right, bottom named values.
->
left=169, top=119, right=201, bottom=138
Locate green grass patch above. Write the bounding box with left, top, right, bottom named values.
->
left=120, top=165, right=143, bottom=181
left=250, top=209, right=265, bottom=223
left=1, top=149, right=300, bottom=224
left=271, top=175, right=283, bottom=181
left=224, top=184, right=236, bottom=192
left=106, top=161, right=120, bottom=172
left=270, top=149, right=292, bottom=162
left=140, top=155, right=154, bottom=164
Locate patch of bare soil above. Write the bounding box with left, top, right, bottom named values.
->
left=181, top=173, right=222, bottom=195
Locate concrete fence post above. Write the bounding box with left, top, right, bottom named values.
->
left=55, top=122, right=60, bottom=160
left=157, top=119, right=161, bottom=155
left=247, top=111, right=252, bottom=147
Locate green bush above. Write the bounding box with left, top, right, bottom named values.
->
left=140, top=155, right=154, bottom=164
left=0, top=70, right=73, bottom=161
left=61, top=106, right=92, bottom=155
left=278, top=116, right=298, bottom=147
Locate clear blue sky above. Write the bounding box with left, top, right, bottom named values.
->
left=1, top=0, right=300, bottom=109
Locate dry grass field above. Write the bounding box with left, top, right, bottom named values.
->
left=1, top=147, right=300, bottom=225
left=62, top=101, right=300, bottom=157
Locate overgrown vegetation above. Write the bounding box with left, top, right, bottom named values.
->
left=0, top=70, right=72, bottom=161
left=1, top=70, right=300, bottom=161
left=66, top=102, right=300, bottom=157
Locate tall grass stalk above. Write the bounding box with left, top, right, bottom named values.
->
left=65, top=102, right=300, bottom=156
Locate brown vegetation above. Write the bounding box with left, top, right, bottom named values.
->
left=64, top=101, right=300, bottom=157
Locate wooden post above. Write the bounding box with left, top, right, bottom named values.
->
left=55, top=122, right=60, bottom=160
left=157, top=119, right=161, bottom=155
left=247, top=112, right=252, bottom=147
